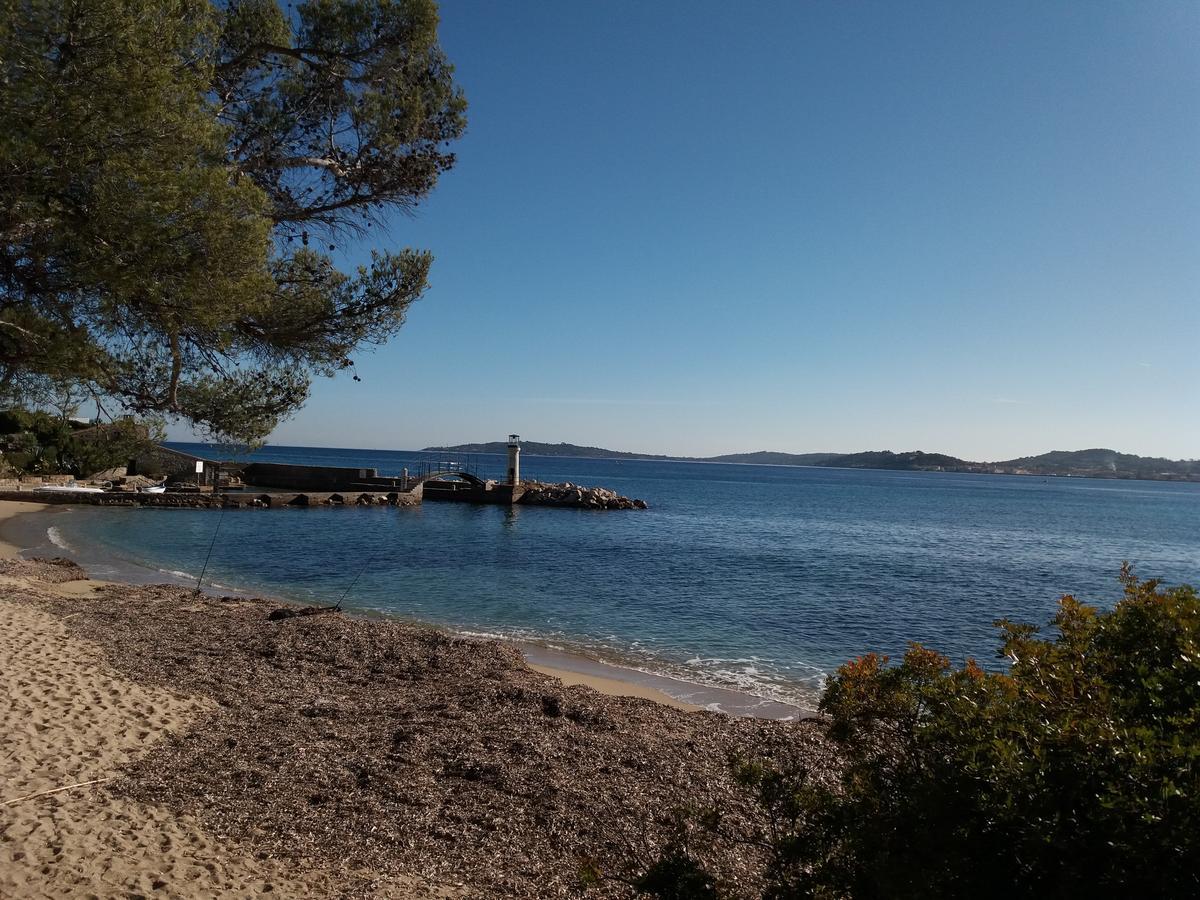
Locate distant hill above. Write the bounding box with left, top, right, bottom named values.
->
left=422, top=441, right=674, bottom=460
left=424, top=442, right=1199, bottom=482
left=423, top=442, right=842, bottom=466
left=989, top=449, right=1200, bottom=481
left=705, top=451, right=840, bottom=466
left=820, top=450, right=968, bottom=471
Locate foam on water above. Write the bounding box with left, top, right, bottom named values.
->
left=46, top=526, right=72, bottom=552
left=159, top=567, right=198, bottom=581
left=447, top=623, right=819, bottom=708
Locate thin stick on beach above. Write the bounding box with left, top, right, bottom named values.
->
left=3, top=777, right=113, bottom=806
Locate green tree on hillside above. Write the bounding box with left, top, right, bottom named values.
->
left=0, top=0, right=465, bottom=443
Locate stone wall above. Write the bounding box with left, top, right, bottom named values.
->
left=130, top=445, right=219, bottom=485
left=241, top=461, right=415, bottom=492
left=0, top=475, right=74, bottom=490
left=0, top=490, right=420, bottom=509
left=422, top=481, right=523, bottom=505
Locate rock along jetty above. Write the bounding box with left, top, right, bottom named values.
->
left=518, top=481, right=647, bottom=510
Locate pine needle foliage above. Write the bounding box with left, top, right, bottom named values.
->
left=1, top=0, right=465, bottom=442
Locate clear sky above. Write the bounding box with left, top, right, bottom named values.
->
left=190, top=0, right=1200, bottom=460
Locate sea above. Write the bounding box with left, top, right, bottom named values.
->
left=19, top=442, right=1200, bottom=713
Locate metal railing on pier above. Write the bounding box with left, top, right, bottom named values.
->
left=384, top=453, right=541, bottom=490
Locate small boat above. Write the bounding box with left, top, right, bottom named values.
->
left=139, top=485, right=167, bottom=494
left=33, top=484, right=106, bottom=494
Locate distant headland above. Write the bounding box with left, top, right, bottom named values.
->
left=423, top=442, right=1200, bottom=483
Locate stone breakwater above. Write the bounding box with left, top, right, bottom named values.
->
left=0, top=490, right=420, bottom=509
left=518, top=482, right=648, bottom=510
left=0, top=482, right=647, bottom=511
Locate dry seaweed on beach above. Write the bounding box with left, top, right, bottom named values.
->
left=0, top=555, right=89, bottom=583
left=25, top=579, right=841, bottom=898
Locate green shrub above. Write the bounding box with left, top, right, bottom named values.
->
left=639, top=568, right=1200, bottom=898
left=0, top=408, right=159, bottom=476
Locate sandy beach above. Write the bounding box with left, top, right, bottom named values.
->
left=0, top=557, right=449, bottom=897
left=0, top=501, right=835, bottom=897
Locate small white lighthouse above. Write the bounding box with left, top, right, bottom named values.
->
left=506, top=434, right=521, bottom=485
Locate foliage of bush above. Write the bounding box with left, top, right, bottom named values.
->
left=639, top=569, right=1200, bottom=898
left=0, top=408, right=161, bottom=477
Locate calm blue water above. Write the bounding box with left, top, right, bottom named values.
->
left=47, top=442, right=1200, bottom=707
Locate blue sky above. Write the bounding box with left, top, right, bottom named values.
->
left=193, top=1, right=1199, bottom=459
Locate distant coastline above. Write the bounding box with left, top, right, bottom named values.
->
left=424, top=442, right=1200, bottom=483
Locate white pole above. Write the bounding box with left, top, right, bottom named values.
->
left=507, top=434, right=521, bottom=485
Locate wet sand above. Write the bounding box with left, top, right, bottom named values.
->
left=0, top=499, right=49, bottom=558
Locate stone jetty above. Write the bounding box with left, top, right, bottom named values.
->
left=0, top=489, right=420, bottom=509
